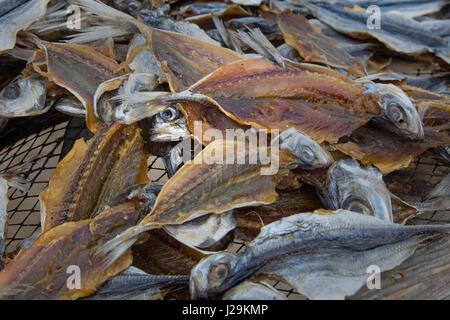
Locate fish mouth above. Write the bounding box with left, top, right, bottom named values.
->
left=150, top=126, right=191, bottom=142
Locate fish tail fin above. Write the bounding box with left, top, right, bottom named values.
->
left=67, top=0, right=140, bottom=43
left=95, top=225, right=154, bottom=269
left=0, top=156, right=40, bottom=193
left=234, top=28, right=285, bottom=68
left=211, top=15, right=243, bottom=53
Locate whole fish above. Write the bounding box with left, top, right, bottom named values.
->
left=189, top=209, right=449, bottom=299
left=325, top=159, right=393, bottom=222
left=259, top=235, right=427, bottom=300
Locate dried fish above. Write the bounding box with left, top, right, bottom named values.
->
left=325, top=159, right=393, bottom=222
left=0, top=77, right=48, bottom=118
left=189, top=209, right=449, bottom=299
left=33, top=41, right=122, bottom=133
left=335, top=126, right=449, bottom=174
left=96, top=139, right=297, bottom=267
left=259, top=235, right=426, bottom=300
left=222, top=280, right=287, bottom=300
left=361, top=83, right=424, bottom=140
left=300, top=2, right=450, bottom=66
left=276, top=11, right=366, bottom=77
left=0, top=201, right=144, bottom=300
left=85, top=267, right=188, bottom=300
left=40, top=124, right=149, bottom=232
left=0, top=0, right=50, bottom=52
left=164, top=211, right=237, bottom=252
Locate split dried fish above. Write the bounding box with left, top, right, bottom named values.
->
left=0, top=201, right=144, bottom=300
left=336, top=126, right=449, bottom=174
left=39, top=124, right=149, bottom=232
left=189, top=209, right=449, bottom=299
left=276, top=10, right=366, bottom=77
left=33, top=41, right=122, bottom=133
left=325, top=159, right=393, bottom=222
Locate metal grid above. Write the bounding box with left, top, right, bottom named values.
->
left=0, top=115, right=448, bottom=299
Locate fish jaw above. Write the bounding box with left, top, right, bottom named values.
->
left=364, top=83, right=424, bottom=141
left=276, top=128, right=334, bottom=169
left=327, top=159, right=393, bottom=222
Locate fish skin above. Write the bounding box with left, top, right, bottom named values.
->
left=164, top=211, right=237, bottom=252
left=0, top=178, right=8, bottom=260
left=189, top=209, right=449, bottom=299
left=222, top=280, right=287, bottom=300
left=0, top=0, right=50, bottom=52
left=259, top=235, right=426, bottom=300
left=85, top=267, right=188, bottom=300
left=326, top=159, right=393, bottom=222
left=0, top=78, right=48, bottom=118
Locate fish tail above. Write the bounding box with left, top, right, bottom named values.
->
left=67, top=0, right=140, bottom=43
left=95, top=225, right=154, bottom=269
left=234, top=28, right=285, bottom=68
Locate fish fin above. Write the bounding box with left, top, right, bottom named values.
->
left=74, top=0, right=135, bottom=22
left=66, top=24, right=134, bottom=43
left=112, top=92, right=170, bottom=124
left=0, top=156, right=40, bottom=193
left=425, top=174, right=450, bottom=201
left=95, top=225, right=154, bottom=269
left=234, top=28, right=285, bottom=68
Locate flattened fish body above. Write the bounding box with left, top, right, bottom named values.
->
left=0, top=202, right=142, bottom=300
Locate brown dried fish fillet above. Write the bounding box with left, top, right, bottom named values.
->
left=32, top=41, right=122, bottom=133
left=186, top=58, right=381, bottom=144
left=40, top=124, right=149, bottom=232
left=277, top=11, right=366, bottom=77
left=336, top=127, right=449, bottom=174
left=0, top=201, right=141, bottom=300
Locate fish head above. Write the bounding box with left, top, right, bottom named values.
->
left=364, top=83, right=424, bottom=141
left=327, top=159, right=393, bottom=222
left=190, top=252, right=240, bottom=299
left=276, top=128, right=334, bottom=169
left=150, top=106, right=190, bottom=142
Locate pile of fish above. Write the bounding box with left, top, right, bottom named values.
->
left=0, top=0, right=449, bottom=300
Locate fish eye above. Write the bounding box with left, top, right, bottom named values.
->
left=2, top=83, right=20, bottom=99
left=208, top=263, right=229, bottom=282
left=300, top=147, right=315, bottom=164
left=342, top=197, right=372, bottom=216
left=160, top=107, right=178, bottom=121
left=387, top=103, right=405, bottom=124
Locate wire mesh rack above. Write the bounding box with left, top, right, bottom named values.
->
left=0, top=113, right=448, bottom=299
